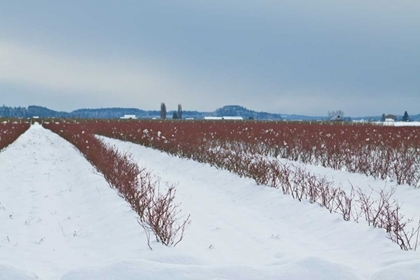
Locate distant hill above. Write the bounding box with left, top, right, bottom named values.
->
left=27, top=106, right=70, bottom=118
left=71, top=108, right=150, bottom=119
left=0, top=105, right=70, bottom=118
left=214, top=105, right=284, bottom=120
left=0, top=104, right=418, bottom=121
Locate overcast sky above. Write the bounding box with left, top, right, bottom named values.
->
left=1, top=1, right=419, bottom=116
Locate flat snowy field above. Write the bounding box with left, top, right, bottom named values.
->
left=0, top=124, right=419, bottom=279
left=373, top=121, right=420, bottom=126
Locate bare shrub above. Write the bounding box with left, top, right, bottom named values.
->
left=335, top=186, right=357, bottom=222
left=138, top=183, right=191, bottom=250
left=43, top=122, right=191, bottom=250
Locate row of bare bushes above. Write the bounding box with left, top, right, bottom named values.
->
left=86, top=120, right=420, bottom=186
left=70, top=120, right=420, bottom=251
left=171, top=142, right=420, bottom=250
left=42, top=122, right=190, bottom=249
left=264, top=160, right=419, bottom=251
left=0, top=121, right=30, bottom=151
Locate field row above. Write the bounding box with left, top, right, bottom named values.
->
left=42, top=122, right=190, bottom=249
left=43, top=120, right=420, bottom=251
left=83, top=120, right=420, bottom=187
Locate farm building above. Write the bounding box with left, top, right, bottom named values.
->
left=204, top=116, right=243, bottom=120
left=120, top=115, right=137, bottom=119
left=384, top=118, right=395, bottom=126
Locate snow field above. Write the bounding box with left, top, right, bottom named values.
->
left=0, top=124, right=419, bottom=279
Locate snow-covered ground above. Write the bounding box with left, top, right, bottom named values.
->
left=0, top=124, right=419, bottom=279
left=372, top=121, right=420, bottom=127
left=393, top=121, right=420, bottom=126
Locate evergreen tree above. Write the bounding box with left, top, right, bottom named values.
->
left=160, top=103, right=167, bottom=119
left=172, top=111, right=178, bottom=119
left=177, top=104, right=182, bottom=120
left=402, top=111, right=409, bottom=122
left=381, top=113, right=386, bottom=122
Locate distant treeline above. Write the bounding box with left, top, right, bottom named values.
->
left=0, top=105, right=285, bottom=120
left=0, top=105, right=154, bottom=119
left=1, top=105, right=414, bottom=121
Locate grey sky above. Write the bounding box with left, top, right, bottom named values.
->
left=0, top=1, right=419, bottom=116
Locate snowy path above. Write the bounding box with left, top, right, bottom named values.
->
left=0, top=125, right=146, bottom=279
left=101, top=136, right=420, bottom=280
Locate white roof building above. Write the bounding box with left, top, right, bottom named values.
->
left=204, top=116, right=243, bottom=120
left=120, top=115, right=137, bottom=119
left=383, top=118, right=395, bottom=126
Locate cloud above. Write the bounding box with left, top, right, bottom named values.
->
left=0, top=41, right=222, bottom=111
left=0, top=1, right=419, bottom=116
left=0, top=39, right=418, bottom=116
left=0, top=41, right=261, bottom=112
left=0, top=42, right=173, bottom=95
